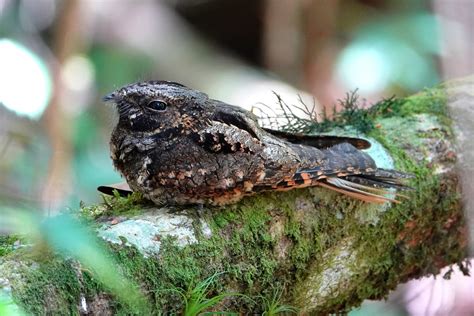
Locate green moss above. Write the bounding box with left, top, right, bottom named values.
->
left=5, top=258, right=84, bottom=315
left=81, top=191, right=151, bottom=219
left=279, top=85, right=448, bottom=137
left=0, top=236, right=21, bottom=257
left=399, top=88, right=447, bottom=117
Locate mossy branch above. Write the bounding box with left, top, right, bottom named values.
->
left=1, top=81, right=469, bottom=314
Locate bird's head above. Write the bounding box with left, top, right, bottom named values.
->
left=104, top=81, right=209, bottom=133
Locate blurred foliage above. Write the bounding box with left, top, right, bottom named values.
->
left=41, top=214, right=150, bottom=313
left=338, top=12, right=441, bottom=93
left=90, top=46, right=155, bottom=94
left=0, top=292, right=26, bottom=316
left=1, top=208, right=151, bottom=314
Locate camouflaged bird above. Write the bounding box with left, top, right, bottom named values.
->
left=101, top=81, right=411, bottom=206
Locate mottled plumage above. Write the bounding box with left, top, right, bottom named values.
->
left=102, top=81, right=411, bottom=205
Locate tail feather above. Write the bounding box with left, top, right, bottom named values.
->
left=318, top=180, right=398, bottom=204
left=327, top=177, right=408, bottom=196
left=262, top=141, right=413, bottom=203
left=371, top=168, right=414, bottom=179
left=293, top=167, right=413, bottom=204
left=345, top=175, right=414, bottom=191
left=322, top=177, right=403, bottom=204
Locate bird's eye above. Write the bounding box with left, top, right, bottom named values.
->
left=147, top=100, right=167, bottom=111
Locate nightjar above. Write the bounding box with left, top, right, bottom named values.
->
left=100, top=81, right=411, bottom=206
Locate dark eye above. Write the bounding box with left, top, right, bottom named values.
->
left=147, top=100, right=167, bottom=111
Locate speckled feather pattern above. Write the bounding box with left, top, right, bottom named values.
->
left=106, top=81, right=411, bottom=205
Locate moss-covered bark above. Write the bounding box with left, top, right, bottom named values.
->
left=0, top=84, right=468, bottom=315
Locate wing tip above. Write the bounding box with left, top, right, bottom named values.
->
left=97, top=182, right=133, bottom=197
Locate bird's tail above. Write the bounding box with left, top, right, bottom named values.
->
left=269, top=168, right=413, bottom=204
left=317, top=169, right=413, bottom=203
left=266, top=142, right=414, bottom=203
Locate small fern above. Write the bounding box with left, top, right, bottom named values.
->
left=260, top=289, right=298, bottom=316
left=165, top=272, right=242, bottom=316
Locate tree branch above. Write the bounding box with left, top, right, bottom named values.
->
left=0, top=79, right=469, bottom=314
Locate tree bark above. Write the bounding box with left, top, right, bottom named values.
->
left=0, top=79, right=470, bottom=315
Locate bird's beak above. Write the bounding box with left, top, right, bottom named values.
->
left=103, top=92, right=117, bottom=102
